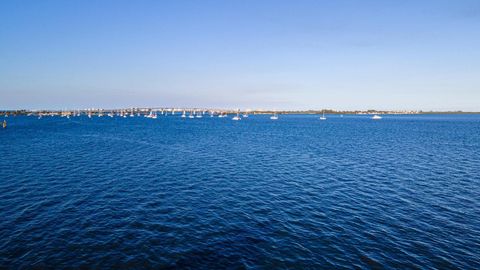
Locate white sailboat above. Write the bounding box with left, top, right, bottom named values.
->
left=320, top=110, right=327, bottom=120
left=232, top=110, right=241, bottom=121
left=372, top=114, right=382, bottom=120
left=146, top=110, right=156, bottom=118
left=270, top=113, right=279, bottom=120
left=181, top=110, right=187, bottom=118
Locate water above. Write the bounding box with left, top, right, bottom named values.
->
left=1, top=114, right=479, bottom=269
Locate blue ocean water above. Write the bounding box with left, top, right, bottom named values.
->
left=1, top=114, right=479, bottom=269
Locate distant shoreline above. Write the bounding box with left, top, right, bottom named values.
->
left=1, top=109, right=479, bottom=116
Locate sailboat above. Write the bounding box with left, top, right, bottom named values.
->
left=232, top=110, right=241, bottom=121
left=189, top=111, right=195, bottom=119
left=372, top=114, right=382, bottom=120
left=320, top=110, right=327, bottom=120
left=181, top=110, right=187, bottom=118
left=270, top=113, right=279, bottom=120
left=2, top=120, right=6, bottom=129
left=146, top=110, right=156, bottom=118
left=196, top=110, right=203, bottom=118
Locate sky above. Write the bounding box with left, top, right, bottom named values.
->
left=1, top=0, right=479, bottom=111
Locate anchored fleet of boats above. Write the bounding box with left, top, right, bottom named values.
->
left=3, top=109, right=387, bottom=124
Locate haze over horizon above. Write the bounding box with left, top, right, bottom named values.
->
left=1, top=0, right=479, bottom=111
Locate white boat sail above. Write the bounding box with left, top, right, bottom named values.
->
left=320, top=110, right=327, bottom=120
left=232, top=110, right=241, bottom=121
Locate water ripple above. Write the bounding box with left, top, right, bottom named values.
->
left=1, top=114, right=479, bottom=269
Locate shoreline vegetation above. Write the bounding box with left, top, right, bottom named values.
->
left=1, top=109, right=479, bottom=117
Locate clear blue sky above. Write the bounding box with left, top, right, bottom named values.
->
left=1, top=0, right=479, bottom=111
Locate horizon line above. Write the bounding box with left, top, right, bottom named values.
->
left=1, top=108, right=479, bottom=114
